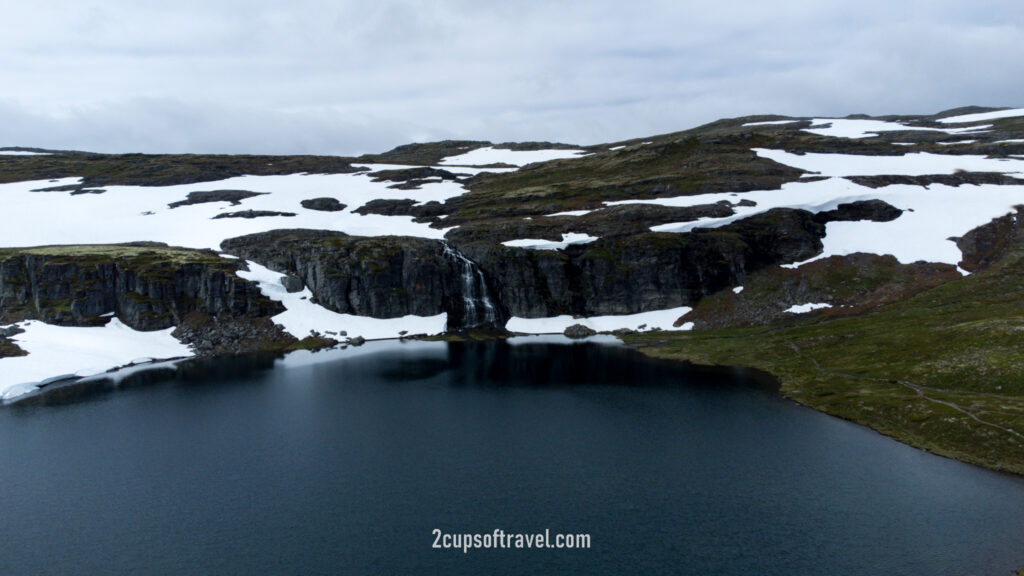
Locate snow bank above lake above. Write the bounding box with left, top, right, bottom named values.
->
left=1, top=318, right=192, bottom=401
left=506, top=306, right=693, bottom=334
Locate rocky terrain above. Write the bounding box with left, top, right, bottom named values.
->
left=1, top=106, right=1023, bottom=474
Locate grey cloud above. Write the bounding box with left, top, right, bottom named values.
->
left=0, top=0, right=1021, bottom=154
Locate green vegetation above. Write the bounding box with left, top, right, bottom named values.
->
left=627, top=218, right=1024, bottom=474
left=447, top=132, right=802, bottom=224
left=0, top=152, right=363, bottom=189
left=286, top=334, right=340, bottom=351
left=0, top=244, right=230, bottom=267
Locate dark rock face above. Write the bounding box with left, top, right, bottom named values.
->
left=168, top=190, right=267, bottom=209
left=814, top=200, right=903, bottom=223
left=0, top=252, right=284, bottom=332
left=956, top=207, right=1022, bottom=272
left=221, top=230, right=502, bottom=329
left=300, top=197, right=347, bottom=212
left=281, top=274, right=305, bottom=293
left=444, top=203, right=735, bottom=245
left=212, top=210, right=297, bottom=220
left=457, top=208, right=826, bottom=318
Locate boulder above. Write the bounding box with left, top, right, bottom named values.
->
left=564, top=324, right=596, bottom=339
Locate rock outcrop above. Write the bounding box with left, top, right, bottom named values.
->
left=221, top=230, right=501, bottom=329
left=0, top=245, right=290, bottom=352
left=457, top=208, right=826, bottom=318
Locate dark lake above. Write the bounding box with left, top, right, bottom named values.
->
left=2, top=336, right=1023, bottom=575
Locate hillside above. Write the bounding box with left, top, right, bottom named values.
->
left=1, top=107, right=1023, bottom=473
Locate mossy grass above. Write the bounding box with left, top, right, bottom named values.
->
left=626, top=225, right=1024, bottom=475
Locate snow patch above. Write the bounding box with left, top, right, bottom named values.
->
left=753, top=149, right=1024, bottom=177
left=784, top=303, right=833, bottom=314
left=608, top=171, right=1024, bottom=268
left=0, top=150, right=52, bottom=156
left=237, top=261, right=447, bottom=341
left=439, top=147, right=588, bottom=167
left=0, top=168, right=472, bottom=249
left=802, top=119, right=989, bottom=139
left=1, top=318, right=193, bottom=401
left=733, top=286, right=744, bottom=294
left=502, top=232, right=598, bottom=250
left=937, top=108, right=1024, bottom=124
left=545, top=209, right=593, bottom=217
left=506, top=306, right=693, bottom=334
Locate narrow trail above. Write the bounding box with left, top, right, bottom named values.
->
left=786, top=342, right=1024, bottom=441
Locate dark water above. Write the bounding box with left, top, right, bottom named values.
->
left=2, top=337, right=1024, bottom=576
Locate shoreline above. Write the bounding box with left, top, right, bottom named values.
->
left=5, top=329, right=1023, bottom=483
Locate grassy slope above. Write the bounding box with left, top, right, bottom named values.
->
left=627, top=216, right=1024, bottom=474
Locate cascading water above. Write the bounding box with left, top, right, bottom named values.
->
left=442, top=243, right=498, bottom=329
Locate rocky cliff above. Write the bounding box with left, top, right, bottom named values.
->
left=0, top=244, right=292, bottom=353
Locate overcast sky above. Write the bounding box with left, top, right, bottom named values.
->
left=1, top=0, right=1022, bottom=155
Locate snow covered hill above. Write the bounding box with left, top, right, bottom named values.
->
left=2, top=107, right=1024, bottom=401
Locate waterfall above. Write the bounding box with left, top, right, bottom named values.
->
left=442, top=243, right=498, bottom=329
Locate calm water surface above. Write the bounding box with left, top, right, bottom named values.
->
left=2, top=337, right=1023, bottom=575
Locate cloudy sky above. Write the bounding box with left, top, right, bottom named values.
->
left=1, top=0, right=1022, bottom=155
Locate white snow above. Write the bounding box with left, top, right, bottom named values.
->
left=937, top=140, right=977, bottom=146
left=784, top=303, right=833, bottom=314
left=753, top=149, right=1024, bottom=177
left=505, top=306, right=693, bottom=334
left=937, top=108, right=1024, bottom=124
left=733, top=286, right=744, bottom=294
left=545, top=209, right=593, bottom=217
left=802, top=119, right=989, bottom=139
left=0, top=318, right=193, bottom=401
left=501, top=232, right=598, bottom=250
left=0, top=150, right=52, bottom=156
left=743, top=120, right=798, bottom=127
left=609, top=145, right=627, bottom=151
left=996, top=139, right=1024, bottom=144
left=893, top=143, right=917, bottom=147
left=607, top=172, right=1024, bottom=268
left=439, top=147, right=588, bottom=167
left=786, top=184, right=1024, bottom=266
left=0, top=168, right=473, bottom=249
left=236, top=261, right=447, bottom=341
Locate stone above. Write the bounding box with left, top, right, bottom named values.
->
left=564, top=324, right=596, bottom=339
left=281, top=274, right=304, bottom=293
left=300, top=197, right=347, bottom=212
